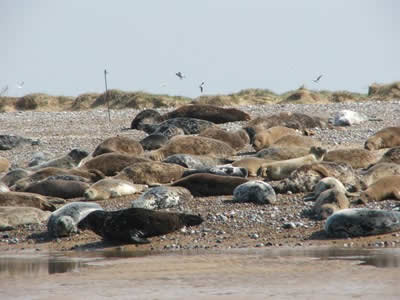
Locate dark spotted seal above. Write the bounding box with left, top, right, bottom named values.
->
left=130, top=109, right=163, bottom=130
left=29, top=148, right=89, bottom=171
left=139, top=134, right=168, bottom=151
left=78, top=207, right=204, bottom=244
left=141, top=117, right=214, bottom=135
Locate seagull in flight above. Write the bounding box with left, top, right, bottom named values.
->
left=175, top=72, right=185, bottom=80
left=16, top=81, right=24, bottom=89
left=313, top=75, right=323, bottom=83
left=199, top=81, right=205, bottom=93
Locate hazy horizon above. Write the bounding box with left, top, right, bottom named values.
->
left=1, top=1, right=399, bottom=98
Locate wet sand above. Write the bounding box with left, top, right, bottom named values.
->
left=1, top=247, right=400, bottom=300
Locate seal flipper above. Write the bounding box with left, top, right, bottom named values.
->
left=129, top=230, right=150, bottom=244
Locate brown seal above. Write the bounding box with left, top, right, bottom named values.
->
left=92, top=136, right=144, bottom=157
left=312, top=189, right=350, bottom=220
left=359, top=175, right=400, bottom=203
left=84, top=178, right=148, bottom=201
left=146, top=135, right=235, bottom=161
left=272, top=135, right=321, bottom=149
left=162, top=104, right=251, bottom=124
left=252, top=126, right=300, bottom=152
left=360, top=162, right=400, bottom=189
left=170, top=173, right=249, bottom=197
left=113, top=161, right=185, bottom=185
left=0, top=191, right=57, bottom=211
left=79, top=153, right=150, bottom=176
left=232, top=157, right=273, bottom=177
left=22, top=179, right=91, bottom=199
left=255, top=146, right=311, bottom=161
left=376, top=147, right=400, bottom=164
left=323, top=148, right=385, bottom=169
left=364, top=127, right=400, bottom=150
left=258, top=147, right=327, bottom=180
left=199, top=127, right=250, bottom=151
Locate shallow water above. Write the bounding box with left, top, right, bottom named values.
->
left=1, top=247, right=400, bottom=277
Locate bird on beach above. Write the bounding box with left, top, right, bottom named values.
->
left=199, top=81, right=205, bottom=93
left=175, top=72, right=185, bottom=80
left=313, top=75, right=323, bottom=83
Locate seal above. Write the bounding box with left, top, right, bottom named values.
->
left=0, top=191, right=57, bottom=211
left=232, top=181, right=276, bottom=204
left=364, top=127, right=400, bottom=150
left=132, top=186, right=193, bottom=210
left=79, top=152, right=150, bottom=176
left=146, top=136, right=235, bottom=161
left=162, top=104, right=251, bottom=123
left=360, top=162, right=400, bottom=189
left=258, top=146, right=327, bottom=180
left=252, top=126, right=300, bottom=152
left=170, top=173, right=249, bottom=197
left=376, top=147, right=400, bottom=164
left=272, top=135, right=321, bottom=149
left=312, top=188, right=350, bottom=220
left=303, top=177, right=358, bottom=201
left=182, top=165, right=248, bottom=178
left=23, top=179, right=91, bottom=199
left=47, top=202, right=103, bottom=237
left=232, top=157, right=272, bottom=177
left=130, top=109, right=163, bottom=130
left=78, top=207, right=204, bottom=244
left=140, top=134, right=168, bottom=151
left=113, top=161, right=185, bottom=185
left=359, top=175, right=400, bottom=203
left=28, top=151, right=52, bottom=167
left=199, top=127, right=250, bottom=151
left=84, top=178, right=148, bottom=201
left=163, top=154, right=233, bottom=169
left=0, top=182, right=9, bottom=192
left=325, top=208, right=400, bottom=238
left=92, top=136, right=144, bottom=157
left=29, top=148, right=89, bottom=171
left=255, top=146, right=311, bottom=161
left=1, top=168, right=31, bottom=187
left=0, top=207, right=50, bottom=231
left=323, top=148, right=385, bottom=169
left=273, top=161, right=358, bottom=194
left=141, top=117, right=214, bottom=135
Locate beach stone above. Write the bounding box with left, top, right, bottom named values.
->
left=233, top=181, right=276, bottom=204
left=132, top=186, right=192, bottom=209
left=325, top=208, right=400, bottom=238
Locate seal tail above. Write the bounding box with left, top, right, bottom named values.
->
left=181, top=214, right=204, bottom=227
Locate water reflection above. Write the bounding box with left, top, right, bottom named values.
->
left=1, top=247, right=400, bottom=277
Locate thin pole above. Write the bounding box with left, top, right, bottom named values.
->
left=104, top=69, right=111, bottom=122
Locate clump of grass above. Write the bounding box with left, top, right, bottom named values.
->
left=368, top=81, right=400, bottom=100
left=280, top=86, right=328, bottom=104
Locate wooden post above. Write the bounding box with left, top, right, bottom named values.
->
left=104, top=69, right=111, bottom=122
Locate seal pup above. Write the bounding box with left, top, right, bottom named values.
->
left=141, top=117, right=214, bottom=135
left=130, top=109, right=163, bottom=130
left=364, top=127, right=400, bottom=150
left=140, top=134, right=168, bottom=151
left=146, top=136, right=235, bottom=161
left=182, top=165, right=248, bottom=178
left=162, top=104, right=251, bottom=124
left=312, top=189, right=350, bottom=220
left=325, top=208, right=400, bottom=238
left=28, top=149, right=89, bottom=171
left=252, top=126, right=300, bottom=152
left=255, top=146, right=311, bottom=161
left=0, top=191, right=57, bottom=211
left=258, top=146, right=327, bottom=180
left=199, top=127, right=250, bottom=151
left=84, top=178, right=148, bottom=201
left=78, top=208, right=204, bottom=244
left=170, top=173, right=249, bottom=197
left=323, top=148, right=385, bottom=169
left=47, top=202, right=103, bottom=237
left=359, top=175, right=400, bottom=203
left=232, top=181, right=276, bottom=204
left=360, top=162, right=400, bottom=189
left=0, top=207, right=50, bottom=231
left=132, top=186, right=193, bottom=210
left=92, top=136, right=144, bottom=157
left=22, top=179, right=91, bottom=199
left=113, top=161, right=184, bottom=185
left=79, top=152, right=150, bottom=176
left=163, top=154, right=233, bottom=169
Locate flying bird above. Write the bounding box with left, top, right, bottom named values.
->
left=199, top=81, right=205, bottom=93
left=16, top=81, right=24, bottom=89
left=175, top=72, right=185, bottom=80
left=313, top=75, right=323, bottom=83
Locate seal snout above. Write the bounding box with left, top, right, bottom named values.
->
left=182, top=214, right=204, bottom=226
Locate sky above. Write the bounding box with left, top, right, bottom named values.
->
left=1, top=0, right=399, bottom=98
